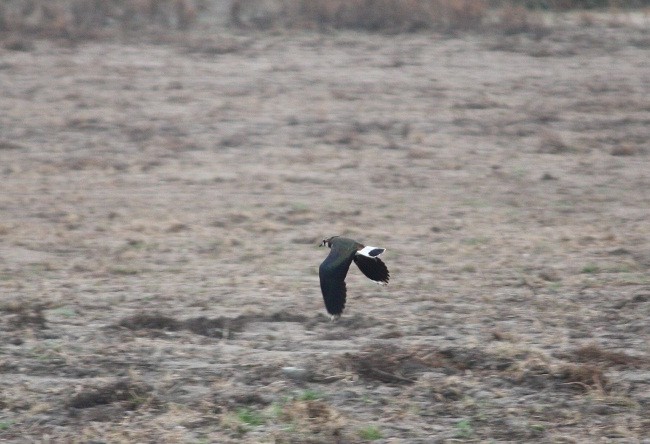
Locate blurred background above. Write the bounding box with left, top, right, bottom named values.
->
left=0, top=0, right=649, bottom=36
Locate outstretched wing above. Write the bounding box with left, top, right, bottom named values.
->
left=319, top=251, right=354, bottom=316
left=353, top=254, right=390, bottom=284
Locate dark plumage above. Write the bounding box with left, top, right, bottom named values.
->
left=318, top=236, right=390, bottom=319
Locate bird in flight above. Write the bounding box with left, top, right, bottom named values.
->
left=318, top=236, right=390, bottom=319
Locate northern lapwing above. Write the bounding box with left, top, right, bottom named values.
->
left=318, top=236, right=390, bottom=319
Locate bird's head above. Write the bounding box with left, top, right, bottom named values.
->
left=319, top=236, right=339, bottom=248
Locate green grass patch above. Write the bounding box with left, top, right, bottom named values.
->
left=268, top=402, right=285, bottom=419
left=50, top=307, right=77, bottom=317
left=126, top=239, right=147, bottom=249
left=290, top=202, right=310, bottom=212
left=455, top=419, right=473, bottom=438
left=236, top=407, right=266, bottom=426
left=109, top=266, right=141, bottom=275
left=581, top=264, right=600, bottom=274
left=530, top=423, right=546, bottom=432
left=462, top=199, right=490, bottom=208
left=298, top=389, right=323, bottom=401
left=547, top=281, right=562, bottom=293
left=358, top=425, right=382, bottom=440
left=461, top=237, right=491, bottom=246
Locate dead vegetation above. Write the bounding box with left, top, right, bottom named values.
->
left=229, top=0, right=649, bottom=32
left=1, top=0, right=647, bottom=39
left=0, top=6, right=648, bottom=441
left=0, top=0, right=203, bottom=38
left=335, top=342, right=641, bottom=396
left=555, top=362, right=607, bottom=392
left=230, top=0, right=491, bottom=32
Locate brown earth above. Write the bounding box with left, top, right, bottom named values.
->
left=1, top=17, right=650, bottom=443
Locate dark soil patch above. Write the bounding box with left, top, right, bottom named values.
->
left=68, top=379, right=153, bottom=409
left=3, top=303, right=48, bottom=330
left=118, top=311, right=311, bottom=338
left=118, top=312, right=180, bottom=331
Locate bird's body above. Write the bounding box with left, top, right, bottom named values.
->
left=318, top=236, right=389, bottom=319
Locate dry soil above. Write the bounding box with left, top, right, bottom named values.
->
left=1, top=19, right=650, bottom=443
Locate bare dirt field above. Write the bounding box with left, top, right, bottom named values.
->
left=1, top=16, right=650, bottom=443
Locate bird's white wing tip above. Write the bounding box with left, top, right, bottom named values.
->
left=357, top=246, right=385, bottom=258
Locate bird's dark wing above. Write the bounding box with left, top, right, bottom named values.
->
left=319, top=252, right=354, bottom=316
left=353, top=254, right=390, bottom=284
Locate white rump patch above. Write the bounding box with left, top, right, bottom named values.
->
left=357, top=246, right=385, bottom=258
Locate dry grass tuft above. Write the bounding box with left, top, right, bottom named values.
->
left=610, top=144, right=641, bottom=156
left=277, top=400, right=345, bottom=441
left=571, top=343, right=647, bottom=368
left=510, top=351, right=614, bottom=393
left=555, top=363, right=607, bottom=392
left=490, top=328, right=517, bottom=341
left=538, top=130, right=573, bottom=154
left=281, top=400, right=337, bottom=425
left=339, top=344, right=426, bottom=384
left=337, top=344, right=501, bottom=384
